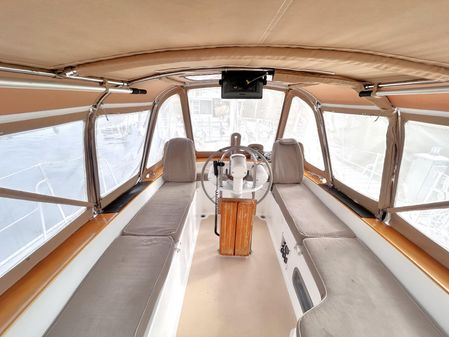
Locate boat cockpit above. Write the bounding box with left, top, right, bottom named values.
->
left=0, top=2, right=449, bottom=337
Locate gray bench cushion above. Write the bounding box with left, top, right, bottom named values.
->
left=45, top=236, right=174, bottom=337
left=272, top=184, right=354, bottom=242
left=298, top=238, right=445, bottom=337
left=123, top=182, right=196, bottom=241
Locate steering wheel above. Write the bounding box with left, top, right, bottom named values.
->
left=200, top=145, right=273, bottom=204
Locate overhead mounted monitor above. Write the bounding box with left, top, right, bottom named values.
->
left=219, top=70, right=274, bottom=99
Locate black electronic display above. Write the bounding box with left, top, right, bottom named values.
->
left=220, top=70, right=272, bottom=99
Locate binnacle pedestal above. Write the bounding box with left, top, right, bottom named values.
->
left=219, top=198, right=256, bottom=256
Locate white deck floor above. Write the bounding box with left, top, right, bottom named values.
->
left=177, top=216, right=296, bottom=337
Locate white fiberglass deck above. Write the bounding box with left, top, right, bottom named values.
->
left=177, top=216, right=296, bottom=337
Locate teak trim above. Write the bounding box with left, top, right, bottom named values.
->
left=143, top=162, right=164, bottom=182
left=0, top=167, right=165, bottom=336
left=0, top=213, right=117, bottom=336
left=361, top=218, right=449, bottom=294
left=303, top=173, right=449, bottom=294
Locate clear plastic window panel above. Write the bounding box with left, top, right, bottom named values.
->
left=188, top=87, right=285, bottom=151
left=397, top=208, right=449, bottom=252
left=96, top=111, right=150, bottom=196
left=0, top=121, right=87, bottom=200
left=0, top=121, right=87, bottom=277
left=323, top=112, right=388, bottom=200
left=395, top=120, right=449, bottom=251
left=0, top=197, right=85, bottom=277
left=147, top=95, right=186, bottom=168
left=283, top=97, right=325, bottom=170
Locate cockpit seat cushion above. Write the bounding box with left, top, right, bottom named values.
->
left=162, top=137, right=196, bottom=183
left=122, top=181, right=196, bottom=241
left=272, top=183, right=354, bottom=242
left=45, top=236, right=174, bottom=337
left=272, top=138, right=304, bottom=184
left=298, top=237, right=445, bottom=337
